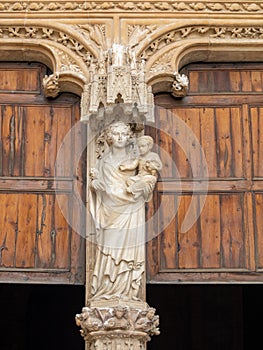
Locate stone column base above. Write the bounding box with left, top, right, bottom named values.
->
left=75, top=300, right=160, bottom=350
left=86, top=330, right=148, bottom=350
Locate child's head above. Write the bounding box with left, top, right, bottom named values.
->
left=137, top=135, right=154, bottom=155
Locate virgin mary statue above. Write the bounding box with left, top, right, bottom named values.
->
left=89, top=121, right=154, bottom=301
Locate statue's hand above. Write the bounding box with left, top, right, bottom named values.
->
left=90, top=168, right=99, bottom=180
left=91, top=179, right=105, bottom=191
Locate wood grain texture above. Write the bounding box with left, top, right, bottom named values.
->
left=0, top=63, right=86, bottom=284
left=147, top=62, right=263, bottom=283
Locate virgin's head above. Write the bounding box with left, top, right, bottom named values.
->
left=105, top=121, right=133, bottom=148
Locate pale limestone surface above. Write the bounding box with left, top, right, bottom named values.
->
left=2, top=1, right=263, bottom=349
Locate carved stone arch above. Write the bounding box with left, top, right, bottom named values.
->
left=0, top=21, right=105, bottom=96
left=139, top=22, right=263, bottom=95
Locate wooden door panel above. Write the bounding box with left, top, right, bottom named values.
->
left=0, top=63, right=86, bottom=284
left=158, top=193, right=246, bottom=271
left=188, top=63, right=263, bottom=94
left=147, top=63, right=263, bottom=283
left=0, top=66, right=40, bottom=93
left=0, top=187, right=79, bottom=269
left=253, top=193, right=263, bottom=270
left=157, top=106, right=245, bottom=180
left=0, top=104, right=74, bottom=177
left=251, top=106, right=263, bottom=178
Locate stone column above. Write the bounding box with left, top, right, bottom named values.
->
left=76, top=45, right=161, bottom=350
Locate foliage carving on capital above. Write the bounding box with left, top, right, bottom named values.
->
left=75, top=305, right=160, bottom=342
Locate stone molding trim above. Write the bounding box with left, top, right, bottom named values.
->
left=0, top=1, right=263, bottom=14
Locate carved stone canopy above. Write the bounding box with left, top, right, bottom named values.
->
left=80, top=44, right=155, bottom=126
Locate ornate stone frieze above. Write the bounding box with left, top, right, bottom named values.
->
left=0, top=1, right=263, bottom=14
left=0, top=25, right=94, bottom=65
left=140, top=25, right=263, bottom=60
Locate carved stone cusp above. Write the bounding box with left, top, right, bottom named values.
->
left=42, top=73, right=60, bottom=98
left=171, top=72, right=189, bottom=98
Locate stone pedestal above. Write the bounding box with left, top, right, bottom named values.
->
left=76, top=300, right=160, bottom=350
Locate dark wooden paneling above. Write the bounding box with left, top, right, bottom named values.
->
left=158, top=193, right=246, bottom=271
left=187, top=63, right=263, bottom=94
left=147, top=62, right=263, bottom=283
left=0, top=63, right=86, bottom=284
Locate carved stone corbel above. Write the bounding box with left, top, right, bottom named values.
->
left=171, top=72, right=189, bottom=98
left=42, top=72, right=60, bottom=98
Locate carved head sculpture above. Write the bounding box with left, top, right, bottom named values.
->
left=113, top=306, right=127, bottom=319
left=146, top=307, right=156, bottom=320
left=137, top=135, right=154, bottom=155
left=105, top=121, right=133, bottom=147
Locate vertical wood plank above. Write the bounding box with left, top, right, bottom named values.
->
left=158, top=107, right=174, bottom=178
left=0, top=194, right=17, bottom=267
left=1, top=105, right=13, bottom=176
left=254, top=193, right=263, bottom=269
left=55, top=107, right=73, bottom=177
left=230, top=107, right=243, bottom=178
left=15, top=194, right=37, bottom=268
left=53, top=195, right=70, bottom=269
left=200, top=194, right=221, bottom=268
left=43, top=107, right=57, bottom=177
left=23, top=106, right=45, bottom=176
left=251, top=107, right=263, bottom=177
left=172, top=108, right=192, bottom=178
left=229, top=71, right=241, bottom=92
left=35, top=194, right=52, bottom=268
left=241, top=71, right=253, bottom=92
left=160, top=194, right=177, bottom=269
left=220, top=194, right=245, bottom=268
left=200, top=107, right=217, bottom=178
left=251, top=71, right=262, bottom=92
left=215, top=108, right=232, bottom=177
left=178, top=195, right=200, bottom=268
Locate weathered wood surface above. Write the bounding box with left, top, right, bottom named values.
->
left=0, top=63, right=86, bottom=284
left=147, top=62, right=263, bottom=283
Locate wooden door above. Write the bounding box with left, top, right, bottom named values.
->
left=0, top=63, right=86, bottom=284
left=147, top=62, right=263, bottom=283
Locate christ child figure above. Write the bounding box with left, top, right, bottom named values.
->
left=119, top=135, right=162, bottom=201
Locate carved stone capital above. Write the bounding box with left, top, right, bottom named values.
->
left=76, top=303, right=160, bottom=349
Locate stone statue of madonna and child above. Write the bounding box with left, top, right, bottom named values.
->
left=89, top=121, right=162, bottom=303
